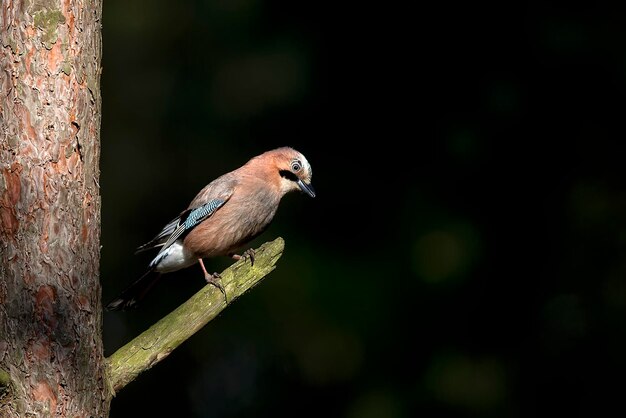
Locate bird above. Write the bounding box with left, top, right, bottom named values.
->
left=105, top=146, right=315, bottom=311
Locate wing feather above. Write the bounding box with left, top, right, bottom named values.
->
left=135, top=174, right=237, bottom=253
left=156, top=198, right=226, bottom=254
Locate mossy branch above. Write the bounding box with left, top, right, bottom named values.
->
left=106, top=237, right=285, bottom=393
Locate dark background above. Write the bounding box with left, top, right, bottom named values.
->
left=101, top=2, right=626, bottom=417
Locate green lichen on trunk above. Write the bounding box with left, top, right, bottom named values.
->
left=0, top=369, right=11, bottom=393
left=107, top=237, right=285, bottom=392
left=33, top=9, right=65, bottom=49
left=60, top=61, right=72, bottom=75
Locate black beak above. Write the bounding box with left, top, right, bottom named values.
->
left=297, top=180, right=316, bottom=198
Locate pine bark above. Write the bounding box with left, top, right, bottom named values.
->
left=0, top=1, right=109, bottom=416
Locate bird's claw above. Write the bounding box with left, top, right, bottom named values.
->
left=242, top=248, right=255, bottom=266
left=231, top=248, right=256, bottom=266
left=204, top=272, right=228, bottom=304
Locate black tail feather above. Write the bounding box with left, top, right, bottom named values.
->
left=134, top=241, right=161, bottom=254
left=105, top=269, right=162, bottom=311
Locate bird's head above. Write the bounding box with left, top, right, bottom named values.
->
left=268, top=147, right=315, bottom=198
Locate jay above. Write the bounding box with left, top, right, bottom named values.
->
left=106, top=147, right=314, bottom=310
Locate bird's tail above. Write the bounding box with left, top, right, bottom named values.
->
left=105, top=268, right=162, bottom=311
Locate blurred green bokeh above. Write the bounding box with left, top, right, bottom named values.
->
left=101, top=2, right=626, bottom=417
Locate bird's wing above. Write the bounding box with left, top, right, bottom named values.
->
left=135, top=174, right=237, bottom=254
left=135, top=216, right=181, bottom=253
left=156, top=198, right=227, bottom=255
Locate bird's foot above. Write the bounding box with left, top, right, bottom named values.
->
left=231, top=248, right=255, bottom=266
left=204, top=272, right=228, bottom=304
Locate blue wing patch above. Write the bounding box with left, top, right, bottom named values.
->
left=183, top=199, right=224, bottom=230
left=156, top=199, right=226, bottom=255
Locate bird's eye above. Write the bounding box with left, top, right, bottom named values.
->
left=291, top=161, right=302, bottom=172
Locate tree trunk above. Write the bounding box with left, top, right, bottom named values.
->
left=0, top=1, right=109, bottom=416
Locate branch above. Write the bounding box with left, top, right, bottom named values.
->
left=106, top=237, right=285, bottom=393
